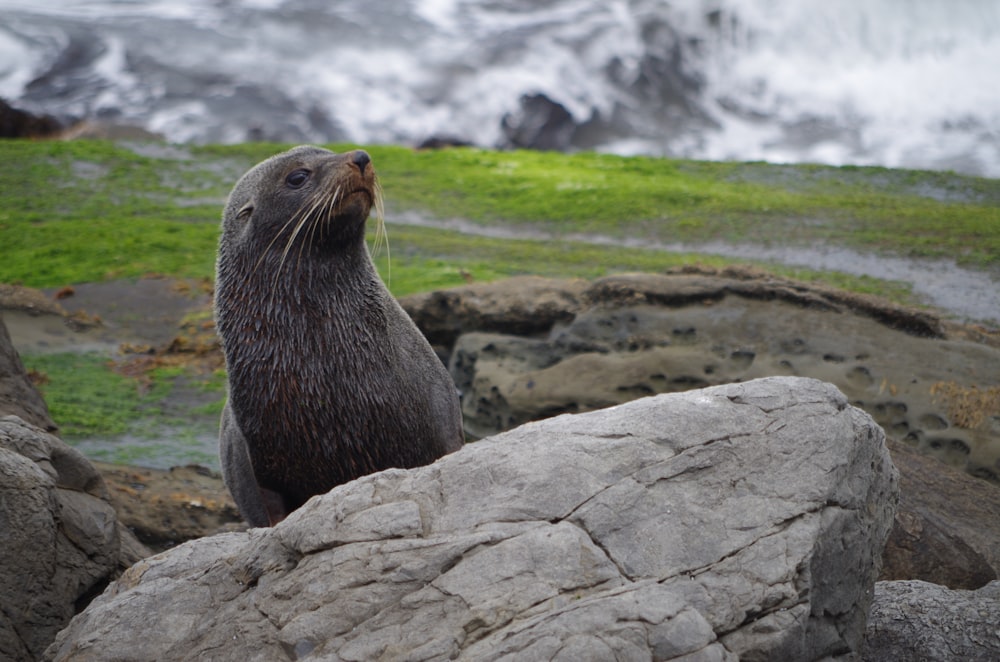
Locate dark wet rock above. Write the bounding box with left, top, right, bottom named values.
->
left=0, top=98, right=63, bottom=138
left=401, top=275, right=588, bottom=350
left=416, top=135, right=474, bottom=150
left=46, top=377, right=897, bottom=661
left=500, top=93, right=578, bottom=151
left=0, top=416, right=149, bottom=662
left=863, top=580, right=1000, bottom=661
left=880, top=439, right=1000, bottom=589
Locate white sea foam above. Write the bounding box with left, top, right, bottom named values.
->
left=690, top=0, right=1000, bottom=173
left=0, top=0, right=996, bottom=176
left=0, top=28, right=35, bottom=99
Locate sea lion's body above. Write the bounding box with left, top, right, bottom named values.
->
left=215, top=145, right=463, bottom=527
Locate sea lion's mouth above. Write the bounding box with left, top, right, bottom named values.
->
left=346, top=187, right=373, bottom=200
left=328, top=187, right=374, bottom=222
left=339, top=187, right=373, bottom=209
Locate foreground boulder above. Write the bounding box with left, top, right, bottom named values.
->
left=47, top=377, right=897, bottom=661
left=863, top=580, right=1000, bottom=661
left=0, top=416, right=148, bottom=662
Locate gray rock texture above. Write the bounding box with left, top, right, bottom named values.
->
left=863, top=580, right=1000, bottom=661
left=0, top=416, right=149, bottom=662
left=0, top=314, right=150, bottom=662
left=414, top=272, right=1000, bottom=591
left=47, top=377, right=897, bottom=661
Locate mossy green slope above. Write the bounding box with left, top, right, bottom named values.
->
left=2, top=139, right=998, bottom=296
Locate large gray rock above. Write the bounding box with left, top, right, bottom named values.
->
left=863, top=580, right=1000, bottom=661
left=0, top=314, right=149, bottom=661
left=0, top=416, right=148, bottom=662
left=47, top=377, right=897, bottom=661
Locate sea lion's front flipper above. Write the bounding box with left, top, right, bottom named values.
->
left=219, top=402, right=271, bottom=527
left=258, top=487, right=289, bottom=527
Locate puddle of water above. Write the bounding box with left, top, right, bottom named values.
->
left=669, top=242, right=1000, bottom=326
left=69, top=427, right=220, bottom=471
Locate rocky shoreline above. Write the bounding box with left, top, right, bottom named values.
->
left=3, top=271, right=1000, bottom=659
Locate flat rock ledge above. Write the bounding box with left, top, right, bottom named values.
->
left=46, top=377, right=897, bottom=661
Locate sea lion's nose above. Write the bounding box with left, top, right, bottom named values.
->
left=351, top=150, right=371, bottom=174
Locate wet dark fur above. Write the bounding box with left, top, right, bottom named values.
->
left=215, top=145, right=464, bottom=527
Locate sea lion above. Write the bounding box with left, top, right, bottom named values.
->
left=215, top=145, right=464, bottom=527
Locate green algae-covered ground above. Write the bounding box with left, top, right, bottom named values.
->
left=2, top=138, right=998, bottom=458
left=3, top=139, right=998, bottom=293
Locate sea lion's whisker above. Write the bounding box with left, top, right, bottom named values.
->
left=299, top=189, right=334, bottom=269
left=297, top=191, right=329, bottom=258
left=277, top=196, right=323, bottom=281
left=265, top=195, right=323, bottom=302
left=252, top=211, right=304, bottom=277
left=373, top=177, right=384, bottom=223
left=370, top=179, right=390, bottom=285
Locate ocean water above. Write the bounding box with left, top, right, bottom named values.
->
left=1, top=0, right=998, bottom=176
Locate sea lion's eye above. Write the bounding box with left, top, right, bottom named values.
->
left=285, top=169, right=310, bottom=189
left=237, top=205, right=253, bottom=220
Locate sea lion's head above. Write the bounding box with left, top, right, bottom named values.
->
left=221, top=145, right=383, bottom=259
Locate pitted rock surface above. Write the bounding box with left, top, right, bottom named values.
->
left=427, top=272, right=1000, bottom=485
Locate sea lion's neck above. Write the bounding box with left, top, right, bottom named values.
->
left=216, top=238, right=387, bottom=362
left=217, top=238, right=392, bottom=444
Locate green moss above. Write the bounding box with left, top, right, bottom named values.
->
left=0, top=140, right=224, bottom=287
left=359, top=145, right=999, bottom=269
left=21, top=351, right=224, bottom=441
left=22, top=352, right=149, bottom=438
left=2, top=139, right=996, bottom=293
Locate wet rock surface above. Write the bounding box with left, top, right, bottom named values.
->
left=94, top=462, right=243, bottom=552
left=880, top=439, right=1000, bottom=589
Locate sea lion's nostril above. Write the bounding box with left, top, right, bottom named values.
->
left=351, top=150, right=371, bottom=173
